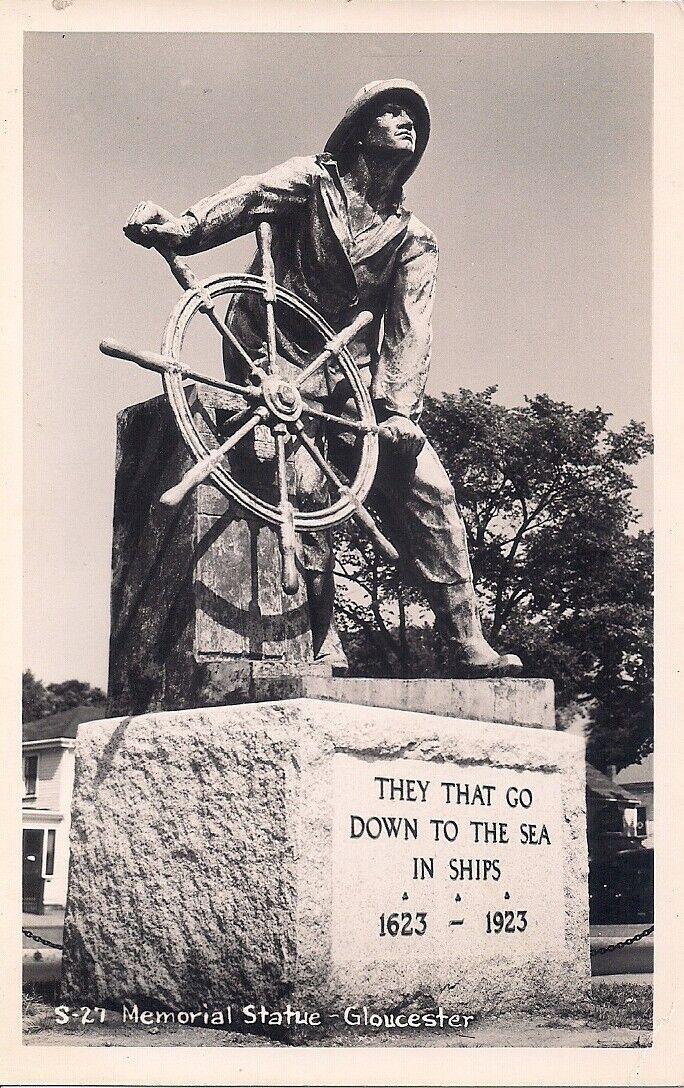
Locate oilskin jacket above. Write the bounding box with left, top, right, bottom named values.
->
left=181, top=154, right=438, bottom=422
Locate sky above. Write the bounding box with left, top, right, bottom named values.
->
left=23, top=31, right=653, bottom=689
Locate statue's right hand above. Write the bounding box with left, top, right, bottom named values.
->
left=123, top=201, right=192, bottom=250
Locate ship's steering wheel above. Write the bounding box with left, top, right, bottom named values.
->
left=100, top=222, right=397, bottom=594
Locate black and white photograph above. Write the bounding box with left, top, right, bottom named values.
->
left=4, top=2, right=683, bottom=1085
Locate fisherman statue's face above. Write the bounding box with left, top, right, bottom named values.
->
left=361, top=100, right=417, bottom=157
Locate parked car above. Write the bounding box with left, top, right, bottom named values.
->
left=586, top=763, right=653, bottom=926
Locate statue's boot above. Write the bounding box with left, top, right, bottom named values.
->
left=311, top=618, right=349, bottom=674
left=425, top=581, right=523, bottom=679
left=305, top=568, right=349, bottom=674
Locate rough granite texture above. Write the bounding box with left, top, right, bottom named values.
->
left=62, top=699, right=589, bottom=1017
left=107, top=390, right=314, bottom=718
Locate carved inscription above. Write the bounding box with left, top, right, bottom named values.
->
left=332, top=756, right=566, bottom=960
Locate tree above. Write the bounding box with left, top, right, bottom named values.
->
left=333, top=388, right=653, bottom=773
left=46, top=678, right=107, bottom=712
left=22, top=670, right=106, bottom=723
left=22, top=669, right=56, bottom=723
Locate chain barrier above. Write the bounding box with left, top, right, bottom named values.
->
left=22, top=927, right=64, bottom=950
left=592, top=924, right=654, bottom=957
left=22, top=923, right=653, bottom=957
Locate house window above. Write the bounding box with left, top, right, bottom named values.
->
left=23, top=754, right=38, bottom=799
left=598, top=800, right=623, bottom=834
left=45, top=829, right=56, bottom=877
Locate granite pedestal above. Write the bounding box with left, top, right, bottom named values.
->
left=62, top=697, right=590, bottom=1024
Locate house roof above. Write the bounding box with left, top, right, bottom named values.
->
left=586, top=763, right=639, bottom=804
left=614, top=752, right=654, bottom=786
left=23, top=704, right=107, bottom=743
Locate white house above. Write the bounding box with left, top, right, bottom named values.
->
left=614, top=752, right=654, bottom=848
left=22, top=705, right=106, bottom=913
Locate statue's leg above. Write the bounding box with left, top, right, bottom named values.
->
left=302, top=563, right=348, bottom=671
left=372, top=439, right=523, bottom=678
left=293, top=438, right=349, bottom=672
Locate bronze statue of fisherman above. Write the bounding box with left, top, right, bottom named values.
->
left=125, top=80, right=522, bottom=678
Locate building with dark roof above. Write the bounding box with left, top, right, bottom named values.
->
left=22, top=704, right=106, bottom=913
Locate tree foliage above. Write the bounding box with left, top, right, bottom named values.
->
left=22, top=670, right=106, bottom=723
left=333, top=388, right=653, bottom=772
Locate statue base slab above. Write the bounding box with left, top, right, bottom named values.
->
left=246, top=675, right=555, bottom=730
left=62, top=698, right=589, bottom=1029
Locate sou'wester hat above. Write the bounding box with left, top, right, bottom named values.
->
left=325, top=80, right=431, bottom=185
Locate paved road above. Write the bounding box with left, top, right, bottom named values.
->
left=23, top=926, right=63, bottom=950
left=590, top=923, right=653, bottom=976
left=23, top=913, right=64, bottom=985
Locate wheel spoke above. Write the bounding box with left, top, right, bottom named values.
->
left=203, top=307, right=262, bottom=378
left=273, top=423, right=299, bottom=594
left=300, top=400, right=379, bottom=436
left=159, top=407, right=268, bottom=507
left=189, top=374, right=261, bottom=401
left=257, top=223, right=282, bottom=377
left=293, top=311, right=373, bottom=389
left=215, top=403, right=257, bottom=440
left=293, top=421, right=398, bottom=562
left=99, top=338, right=262, bottom=402
left=161, top=250, right=261, bottom=378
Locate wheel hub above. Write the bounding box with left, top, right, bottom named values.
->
left=261, top=374, right=303, bottom=423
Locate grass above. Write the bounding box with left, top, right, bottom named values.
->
left=530, top=981, right=652, bottom=1030
left=22, top=983, right=61, bottom=1034
left=588, top=982, right=652, bottom=1028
